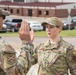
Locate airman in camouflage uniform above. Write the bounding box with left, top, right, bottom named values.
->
left=0, top=8, right=32, bottom=75
left=0, top=8, right=17, bottom=75
left=18, top=17, right=76, bottom=75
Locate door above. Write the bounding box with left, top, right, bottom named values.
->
left=28, top=9, right=32, bottom=17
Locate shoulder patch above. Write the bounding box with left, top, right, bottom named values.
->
left=72, top=50, right=76, bottom=62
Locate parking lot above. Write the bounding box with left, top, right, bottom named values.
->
left=4, top=15, right=76, bottom=50
left=6, top=15, right=68, bottom=23
left=6, top=15, right=76, bottom=31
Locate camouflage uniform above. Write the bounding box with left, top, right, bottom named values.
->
left=0, top=39, right=33, bottom=75
left=0, top=37, right=17, bottom=75
left=0, top=8, right=21, bottom=75
left=17, top=37, right=76, bottom=75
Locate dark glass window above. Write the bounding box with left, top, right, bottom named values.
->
left=10, top=9, right=13, bottom=13
left=46, top=10, right=49, bottom=15
left=39, top=10, right=42, bottom=15
left=17, top=9, right=19, bottom=14
left=4, top=9, right=7, bottom=10
left=28, top=9, right=32, bottom=16
left=14, top=0, right=24, bottom=2
left=74, top=6, right=76, bottom=8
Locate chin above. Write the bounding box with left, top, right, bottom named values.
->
left=48, top=35, right=52, bottom=38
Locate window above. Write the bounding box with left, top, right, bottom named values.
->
left=12, top=19, right=22, bottom=22
left=39, top=10, right=42, bottom=15
left=4, top=9, right=7, bottom=10
left=10, top=9, right=13, bottom=13
left=46, top=10, right=49, bottom=15
left=14, top=0, right=24, bottom=2
left=17, top=9, right=19, bottom=14
left=74, top=6, right=76, bottom=8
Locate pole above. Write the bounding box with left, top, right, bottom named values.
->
left=45, top=0, right=46, bottom=18
left=67, top=8, right=71, bottom=30
left=62, top=0, right=63, bottom=3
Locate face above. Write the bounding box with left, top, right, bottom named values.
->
left=0, top=16, right=3, bottom=30
left=45, top=24, right=62, bottom=39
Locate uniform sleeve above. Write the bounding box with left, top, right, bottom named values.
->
left=16, top=42, right=35, bottom=74
left=66, top=45, right=76, bottom=75
left=16, top=41, right=42, bottom=74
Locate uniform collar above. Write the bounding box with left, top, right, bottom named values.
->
left=44, top=37, right=62, bottom=50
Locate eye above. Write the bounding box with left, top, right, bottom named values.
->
left=46, top=26, right=54, bottom=28
left=50, top=27, right=54, bottom=28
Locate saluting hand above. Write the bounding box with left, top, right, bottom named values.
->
left=18, top=20, right=34, bottom=43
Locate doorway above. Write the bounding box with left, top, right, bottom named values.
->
left=28, top=9, right=32, bottom=16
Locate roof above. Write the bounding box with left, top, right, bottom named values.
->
left=0, top=1, right=74, bottom=7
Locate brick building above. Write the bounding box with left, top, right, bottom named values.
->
left=0, top=0, right=76, bottom=3
left=0, top=1, right=76, bottom=18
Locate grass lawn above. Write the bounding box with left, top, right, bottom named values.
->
left=60, top=30, right=76, bottom=37
left=0, top=30, right=76, bottom=37
left=35, top=30, right=76, bottom=37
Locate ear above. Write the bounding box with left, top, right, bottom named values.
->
left=59, top=27, right=62, bottom=32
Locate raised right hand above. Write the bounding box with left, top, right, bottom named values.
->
left=18, top=20, right=34, bottom=43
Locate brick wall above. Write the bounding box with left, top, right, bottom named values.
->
left=1, top=6, right=76, bottom=18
